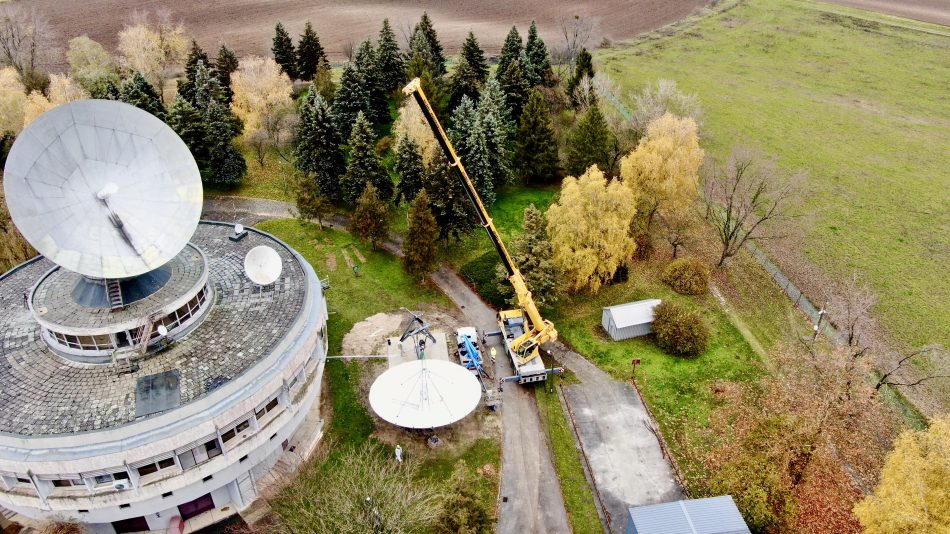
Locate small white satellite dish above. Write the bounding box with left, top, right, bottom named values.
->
left=234, top=223, right=244, bottom=234
left=244, top=246, right=282, bottom=286
left=156, top=324, right=168, bottom=336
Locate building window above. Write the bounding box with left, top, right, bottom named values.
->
left=136, top=458, right=175, bottom=477
left=221, top=419, right=251, bottom=444
left=51, top=479, right=82, bottom=488
left=178, top=439, right=222, bottom=470
left=92, top=471, right=129, bottom=487
left=255, top=397, right=280, bottom=421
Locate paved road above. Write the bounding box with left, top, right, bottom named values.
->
left=548, top=341, right=683, bottom=533
left=204, top=197, right=572, bottom=534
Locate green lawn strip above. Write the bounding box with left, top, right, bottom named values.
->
left=205, top=146, right=296, bottom=202
left=535, top=383, right=602, bottom=534
left=547, top=265, right=763, bottom=491
left=597, top=0, right=950, bottom=349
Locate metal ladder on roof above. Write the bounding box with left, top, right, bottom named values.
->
left=106, top=278, right=124, bottom=309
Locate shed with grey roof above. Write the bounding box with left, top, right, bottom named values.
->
left=625, top=496, right=750, bottom=534
left=602, top=299, right=662, bottom=341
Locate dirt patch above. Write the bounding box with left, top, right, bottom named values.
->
left=822, top=0, right=950, bottom=27
left=24, top=0, right=710, bottom=69
left=324, top=251, right=337, bottom=272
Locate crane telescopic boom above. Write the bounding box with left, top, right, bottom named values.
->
left=402, top=78, right=556, bottom=364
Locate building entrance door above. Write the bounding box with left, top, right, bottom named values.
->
left=178, top=492, right=215, bottom=520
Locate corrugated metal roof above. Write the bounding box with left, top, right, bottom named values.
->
left=603, top=299, right=662, bottom=328
left=627, top=496, right=750, bottom=534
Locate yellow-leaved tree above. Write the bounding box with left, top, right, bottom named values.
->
left=230, top=56, right=295, bottom=166
left=392, top=99, right=439, bottom=165
left=0, top=67, right=25, bottom=136
left=546, top=165, right=638, bottom=293
left=23, top=74, right=89, bottom=126
left=620, top=112, right=703, bottom=233
left=67, top=35, right=119, bottom=97
left=853, top=416, right=950, bottom=533
left=116, top=14, right=187, bottom=96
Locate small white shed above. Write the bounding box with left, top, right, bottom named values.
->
left=602, top=299, right=662, bottom=341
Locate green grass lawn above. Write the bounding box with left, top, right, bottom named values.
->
left=547, top=262, right=763, bottom=487
left=205, top=146, right=297, bottom=202
left=598, top=0, right=950, bottom=349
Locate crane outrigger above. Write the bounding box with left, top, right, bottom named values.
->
left=403, top=78, right=560, bottom=384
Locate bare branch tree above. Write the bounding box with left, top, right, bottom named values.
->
left=553, top=15, right=593, bottom=79
left=341, top=40, right=356, bottom=62
left=875, top=345, right=949, bottom=390
left=702, top=147, right=802, bottom=266
left=828, top=272, right=877, bottom=351
left=0, top=5, right=56, bottom=91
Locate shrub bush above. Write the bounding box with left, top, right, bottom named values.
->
left=652, top=301, right=710, bottom=357
left=661, top=257, right=710, bottom=295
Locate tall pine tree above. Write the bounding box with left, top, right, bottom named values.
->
left=294, top=88, right=346, bottom=203
left=477, top=78, right=514, bottom=141
left=376, top=19, right=405, bottom=93
left=341, top=112, right=393, bottom=203
left=566, top=103, right=612, bottom=176
left=567, top=47, right=595, bottom=106
left=461, top=31, right=489, bottom=84
left=463, top=116, right=497, bottom=207
left=497, top=204, right=558, bottom=306
left=354, top=39, right=387, bottom=123
left=120, top=72, right=165, bottom=119
left=515, top=89, right=559, bottom=184
left=205, top=101, right=247, bottom=185
left=500, top=60, right=529, bottom=123
left=524, top=21, right=553, bottom=87
left=178, top=41, right=209, bottom=104
left=272, top=22, right=297, bottom=79
left=448, top=95, right=477, bottom=160
left=166, top=97, right=212, bottom=173
left=349, top=183, right=390, bottom=250
left=448, top=57, right=481, bottom=111
left=476, top=80, right=514, bottom=188
left=296, top=22, right=327, bottom=81
left=402, top=189, right=439, bottom=281
left=422, top=152, right=476, bottom=244
left=496, top=26, right=522, bottom=82
left=331, top=62, right=370, bottom=139
left=394, top=135, right=425, bottom=205
left=412, top=12, right=446, bottom=76
left=214, top=45, right=239, bottom=103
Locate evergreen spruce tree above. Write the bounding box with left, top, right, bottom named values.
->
left=463, top=117, right=497, bottom=207
left=412, top=12, right=446, bottom=75
left=407, top=30, right=439, bottom=78
left=349, top=183, right=390, bottom=250
left=166, top=98, right=212, bottom=173
left=460, top=31, right=489, bottom=84
left=477, top=78, right=514, bottom=141
left=500, top=60, right=529, bottom=122
left=497, top=204, right=558, bottom=306
left=120, top=72, right=166, bottom=119
left=394, top=135, right=425, bottom=204
left=402, top=189, right=439, bottom=282
left=214, top=44, right=239, bottom=103
left=98, top=79, right=121, bottom=100
left=294, top=88, right=346, bottom=202
left=447, top=95, right=477, bottom=160
left=406, top=50, right=449, bottom=116
left=295, top=175, right=332, bottom=228
left=272, top=22, right=298, bottom=79
left=354, top=39, right=387, bottom=123
left=296, top=22, right=327, bottom=81
left=448, top=58, right=480, bottom=111
left=495, top=26, right=522, bottom=82
left=205, top=102, right=247, bottom=185
left=312, top=57, right=336, bottom=102
left=376, top=19, right=406, bottom=93
left=515, top=89, right=560, bottom=184
left=422, top=153, right=476, bottom=244
left=524, top=21, right=553, bottom=86
left=341, top=112, right=392, bottom=203
left=178, top=41, right=209, bottom=104
left=566, top=103, right=612, bottom=176
left=331, top=62, right=370, bottom=139
left=476, top=79, right=514, bottom=188
left=567, top=47, right=595, bottom=105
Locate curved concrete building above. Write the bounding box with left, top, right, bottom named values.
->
left=0, top=223, right=327, bottom=533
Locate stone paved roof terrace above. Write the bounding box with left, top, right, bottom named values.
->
left=0, top=222, right=307, bottom=435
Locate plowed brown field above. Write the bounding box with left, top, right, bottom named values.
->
left=21, top=0, right=709, bottom=63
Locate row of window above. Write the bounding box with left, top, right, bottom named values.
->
left=48, top=287, right=209, bottom=353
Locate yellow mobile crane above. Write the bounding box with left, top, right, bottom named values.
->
left=403, top=78, right=559, bottom=384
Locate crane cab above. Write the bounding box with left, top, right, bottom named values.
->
left=498, top=310, right=548, bottom=384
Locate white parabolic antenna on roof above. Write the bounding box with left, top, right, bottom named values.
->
left=244, top=245, right=282, bottom=285
left=369, top=359, right=481, bottom=429
left=3, top=99, right=203, bottom=279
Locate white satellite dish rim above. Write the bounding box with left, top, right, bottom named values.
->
left=244, top=245, right=283, bottom=286
left=369, top=359, right=482, bottom=429
left=2, top=99, right=203, bottom=279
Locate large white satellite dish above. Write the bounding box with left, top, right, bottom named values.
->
left=3, top=99, right=203, bottom=279
left=244, top=245, right=282, bottom=285
left=369, top=360, right=481, bottom=429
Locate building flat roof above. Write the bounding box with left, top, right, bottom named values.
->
left=603, top=299, right=662, bottom=328
left=0, top=222, right=308, bottom=435
left=627, top=496, right=750, bottom=534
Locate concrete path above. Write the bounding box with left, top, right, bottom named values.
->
left=202, top=195, right=295, bottom=225
left=547, top=341, right=684, bottom=533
